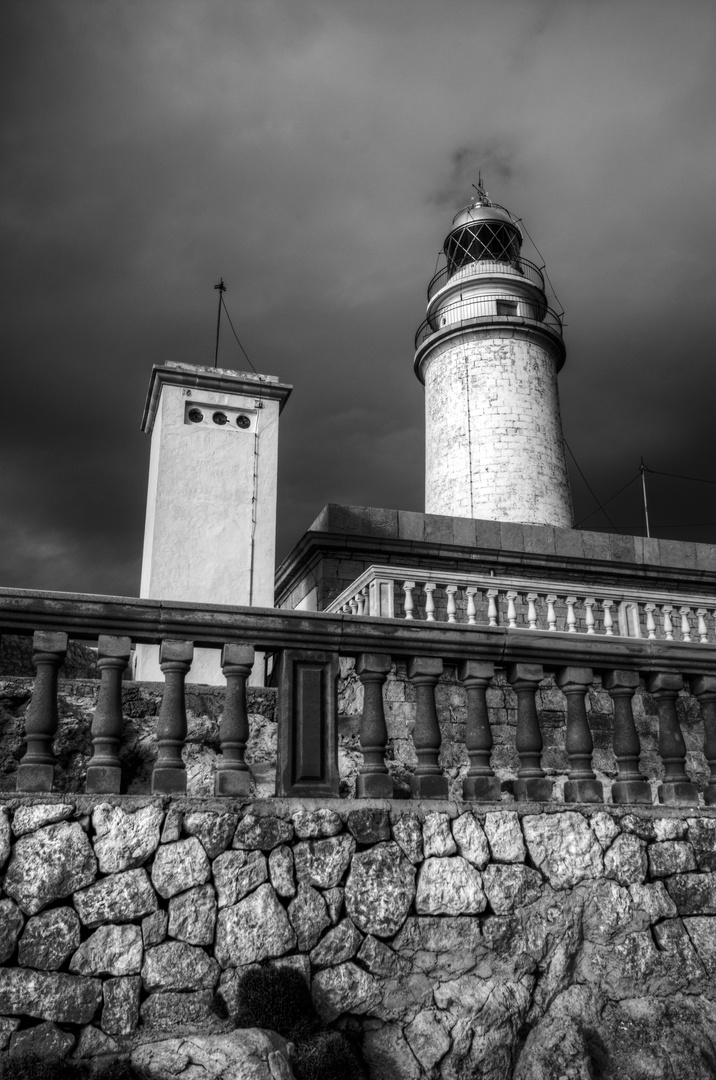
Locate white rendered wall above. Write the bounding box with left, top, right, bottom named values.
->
left=424, top=329, right=573, bottom=527
left=136, top=374, right=282, bottom=684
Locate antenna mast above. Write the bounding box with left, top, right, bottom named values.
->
left=640, top=458, right=651, bottom=539
left=213, top=278, right=226, bottom=368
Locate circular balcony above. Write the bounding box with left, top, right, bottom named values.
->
left=414, top=294, right=564, bottom=350
left=427, top=257, right=545, bottom=301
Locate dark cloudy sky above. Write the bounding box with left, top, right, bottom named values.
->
left=2, top=0, right=716, bottom=599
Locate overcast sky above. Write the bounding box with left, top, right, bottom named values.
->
left=2, top=0, right=716, bottom=598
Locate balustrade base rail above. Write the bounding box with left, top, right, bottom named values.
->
left=1, top=587, right=715, bottom=808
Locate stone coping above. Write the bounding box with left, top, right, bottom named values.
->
left=2, top=793, right=715, bottom=820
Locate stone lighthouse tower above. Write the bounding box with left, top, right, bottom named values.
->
left=414, top=183, right=573, bottom=527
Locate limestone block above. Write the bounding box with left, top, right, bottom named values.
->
left=357, top=935, right=408, bottom=978
left=233, top=813, right=293, bottom=850
left=604, top=834, right=648, bottom=886
left=73, top=1024, right=120, bottom=1058
left=652, top=918, right=705, bottom=984
left=9, top=1021, right=74, bottom=1060
left=102, top=976, right=141, bottom=1035
left=151, top=837, right=211, bottom=899
left=415, top=856, right=486, bottom=916
left=483, top=812, right=525, bottom=863
left=3, top=821, right=97, bottom=915
left=0, top=1017, right=20, bottom=1052
left=294, top=835, right=356, bottom=889
left=74, top=868, right=158, bottom=927
left=687, top=818, right=716, bottom=871
left=653, top=818, right=688, bottom=841
left=405, top=1009, right=451, bottom=1072
left=142, top=941, right=220, bottom=992
left=310, top=918, right=363, bottom=969
left=132, top=1030, right=295, bottom=1080
left=0, top=808, right=10, bottom=871
left=628, top=882, right=677, bottom=923
left=292, top=808, right=343, bottom=838
left=392, top=916, right=482, bottom=979
left=214, top=883, right=296, bottom=967
left=363, top=1024, right=422, bottom=1080
left=452, top=811, right=490, bottom=869
left=346, top=808, right=390, bottom=844
left=422, top=812, right=457, bottom=857
left=344, top=842, right=416, bottom=937
left=287, top=883, right=330, bottom=951
left=581, top=880, right=636, bottom=944
left=482, top=864, right=543, bottom=914
left=665, top=873, right=716, bottom=914
left=168, top=884, right=217, bottom=946
left=11, top=804, right=72, bottom=837
left=522, top=813, right=603, bottom=888
left=213, top=849, right=267, bottom=908
left=682, top=916, right=716, bottom=976
left=619, top=814, right=656, bottom=841
left=391, top=815, right=423, bottom=864
left=139, top=989, right=218, bottom=1030
left=183, top=811, right=238, bottom=858
left=0, top=899, right=23, bottom=963
left=312, top=962, right=379, bottom=1023
left=161, top=807, right=183, bottom=843
left=91, top=803, right=164, bottom=873
left=18, top=907, right=79, bottom=970
left=142, top=909, right=168, bottom=948
left=268, top=845, right=295, bottom=898
left=589, top=812, right=620, bottom=849
left=0, top=968, right=102, bottom=1023
left=70, top=924, right=143, bottom=977
left=648, top=841, right=697, bottom=878
left=322, top=886, right=343, bottom=924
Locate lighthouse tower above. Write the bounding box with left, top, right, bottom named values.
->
left=414, top=184, right=573, bottom=527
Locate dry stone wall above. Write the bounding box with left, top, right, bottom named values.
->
left=1, top=797, right=716, bottom=1079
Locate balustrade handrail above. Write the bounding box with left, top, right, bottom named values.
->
left=327, top=564, right=716, bottom=616
left=0, top=585, right=714, bottom=676
left=427, top=256, right=546, bottom=299
left=415, top=295, right=564, bottom=349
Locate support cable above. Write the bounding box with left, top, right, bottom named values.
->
left=564, top=438, right=626, bottom=532
left=220, top=294, right=259, bottom=375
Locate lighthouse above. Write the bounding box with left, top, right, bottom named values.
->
left=414, top=183, right=573, bottom=528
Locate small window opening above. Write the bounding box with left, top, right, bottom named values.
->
left=496, top=300, right=518, bottom=317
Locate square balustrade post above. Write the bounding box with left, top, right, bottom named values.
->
left=277, top=649, right=340, bottom=797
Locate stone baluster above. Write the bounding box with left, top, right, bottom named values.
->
left=584, top=598, right=596, bottom=635
left=526, top=593, right=538, bottom=630
left=465, top=587, right=477, bottom=625
left=602, top=600, right=614, bottom=636
left=508, top=663, right=552, bottom=801
left=151, top=639, right=194, bottom=795
left=356, top=653, right=393, bottom=798
left=603, top=670, right=652, bottom=804
left=214, top=644, right=254, bottom=796
left=697, top=608, right=709, bottom=643
left=445, top=585, right=458, bottom=623
left=645, top=672, right=698, bottom=805
left=356, top=589, right=367, bottom=616
left=679, top=607, right=692, bottom=642
left=407, top=656, right=448, bottom=798
left=16, top=631, right=68, bottom=792
left=403, top=581, right=415, bottom=620
left=486, top=589, right=499, bottom=627
left=645, top=604, right=657, bottom=640
left=424, top=583, right=436, bottom=622
left=546, top=595, right=557, bottom=631
left=506, top=591, right=518, bottom=629
left=86, top=635, right=132, bottom=794
left=690, top=676, right=716, bottom=805
left=557, top=667, right=602, bottom=803
left=565, top=596, right=577, bottom=633
left=662, top=605, right=674, bottom=640
left=458, top=660, right=500, bottom=801
left=349, top=598, right=358, bottom=616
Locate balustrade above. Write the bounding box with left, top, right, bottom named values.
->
left=3, top=586, right=716, bottom=808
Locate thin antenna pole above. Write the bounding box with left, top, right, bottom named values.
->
left=640, top=458, right=651, bottom=539
left=213, top=278, right=226, bottom=368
